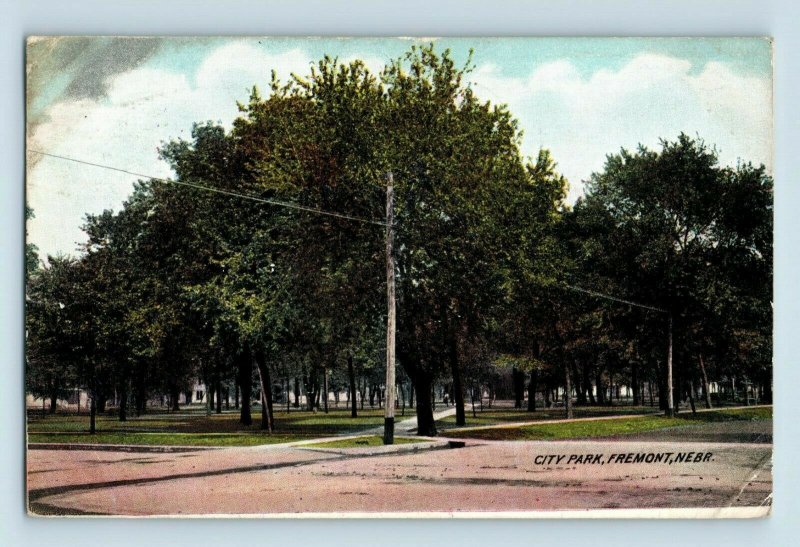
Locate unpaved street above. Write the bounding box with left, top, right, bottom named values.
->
left=27, top=438, right=771, bottom=516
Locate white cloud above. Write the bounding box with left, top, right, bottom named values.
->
left=470, top=54, right=772, bottom=203
left=27, top=43, right=317, bottom=259
left=195, top=44, right=311, bottom=104
left=27, top=47, right=771, bottom=258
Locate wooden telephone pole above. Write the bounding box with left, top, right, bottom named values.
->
left=384, top=173, right=396, bottom=445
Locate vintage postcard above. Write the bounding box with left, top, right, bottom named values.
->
left=25, top=37, right=773, bottom=517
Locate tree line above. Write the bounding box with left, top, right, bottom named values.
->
left=25, top=45, right=772, bottom=435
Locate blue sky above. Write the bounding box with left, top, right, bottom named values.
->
left=26, top=37, right=773, bottom=259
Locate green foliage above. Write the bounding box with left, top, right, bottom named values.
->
left=25, top=205, right=39, bottom=274
left=25, top=45, right=772, bottom=437
left=571, top=134, right=772, bottom=392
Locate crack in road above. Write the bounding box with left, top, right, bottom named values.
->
left=726, top=450, right=773, bottom=508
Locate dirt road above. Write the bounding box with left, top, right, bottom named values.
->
left=27, top=438, right=771, bottom=516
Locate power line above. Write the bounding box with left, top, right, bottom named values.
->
left=560, top=282, right=667, bottom=314
left=29, top=151, right=665, bottom=313
left=28, top=150, right=390, bottom=227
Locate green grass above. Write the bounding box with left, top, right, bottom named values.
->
left=26, top=404, right=768, bottom=446
left=436, top=406, right=656, bottom=428
left=449, top=406, right=772, bottom=441
left=680, top=406, right=772, bottom=422
left=301, top=435, right=426, bottom=449
left=26, top=406, right=411, bottom=447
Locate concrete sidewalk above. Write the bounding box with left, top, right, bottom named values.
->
left=358, top=406, right=457, bottom=436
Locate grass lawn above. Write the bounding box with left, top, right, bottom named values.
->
left=27, top=406, right=412, bottom=447
left=301, top=435, right=427, bottom=449
left=447, top=406, right=772, bottom=441
left=436, top=405, right=658, bottom=428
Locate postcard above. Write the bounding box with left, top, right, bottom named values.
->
left=25, top=37, right=773, bottom=517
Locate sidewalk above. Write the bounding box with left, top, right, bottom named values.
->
left=359, top=406, right=457, bottom=436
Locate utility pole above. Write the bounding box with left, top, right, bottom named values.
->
left=383, top=172, right=396, bottom=445
left=666, top=313, right=675, bottom=417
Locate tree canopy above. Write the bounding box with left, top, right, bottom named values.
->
left=25, top=46, right=773, bottom=435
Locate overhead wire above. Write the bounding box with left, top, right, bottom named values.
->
left=559, top=283, right=667, bottom=314
left=30, top=149, right=667, bottom=313
left=28, top=150, right=390, bottom=227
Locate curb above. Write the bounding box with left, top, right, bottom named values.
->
left=294, top=437, right=460, bottom=456
left=27, top=443, right=222, bottom=453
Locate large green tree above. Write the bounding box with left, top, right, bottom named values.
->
left=571, top=135, right=773, bottom=411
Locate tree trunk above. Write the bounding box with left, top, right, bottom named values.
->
left=414, top=373, right=437, bottom=436
left=512, top=367, right=525, bottom=409
left=215, top=378, right=222, bottom=414
left=134, top=374, right=147, bottom=416
left=471, top=384, right=477, bottom=418
left=293, top=377, right=300, bottom=408
left=254, top=353, right=273, bottom=433
left=762, top=374, right=772, bottom=404
left=688, top=380, right=697, bottom=415
left=595, top=371, right=605, bottom=405
left=527, top=369, right=537, bottom=412
left=572, top=360, right=588, bottom=406
left=169, top=383, right=180, bottom=412
left=632, top=361, right=640, bottom=405
left=238, top=352, right=252, bottom=426
left=322, top=366, right=329, bottom=414
left=347, top=354, right=358, bottom=418
left=265, top=367, right=275, bottom=430
left=672, top=365, right=681, bottom=413
left=305, top=372, right=318, bottom=412
left=449, top=334, right=466, bottom=426
left=574, top=362, right=587, bottom=406
left=698, top=354, right=712, bottom=409
left=564, top=364, right=573, bottom=419
left=655, top=360, right=667, bottom=410
left=49, top=380, right=59, bottom=414
left=118, top=380, right=128, bottom=422
left=89, top=389, right=97, bottom=434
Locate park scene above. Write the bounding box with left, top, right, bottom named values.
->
left=25, top=37, right=772, bottom=516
